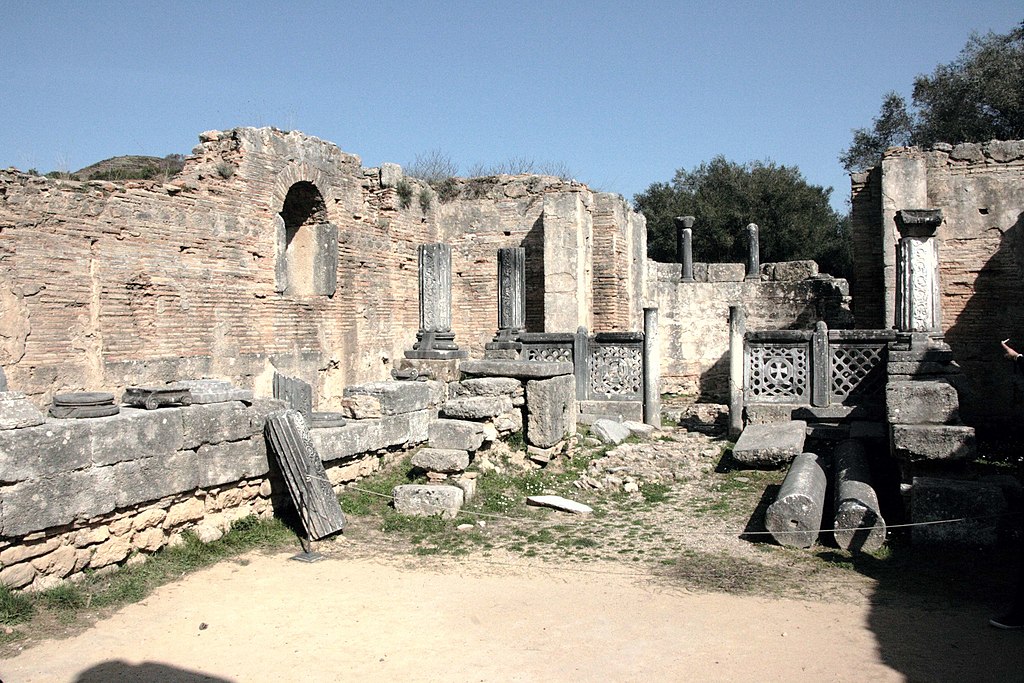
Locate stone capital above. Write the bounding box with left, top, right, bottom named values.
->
left=895, top=209, right=942, bottom=238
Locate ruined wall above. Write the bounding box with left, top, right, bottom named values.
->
left=850, top=140, right=1024, bottom=426
left=648, top=260, right=852, bottom=399
left=0, top=128, right=648, bottom=407
left=0, top=396, right=431, bottom=590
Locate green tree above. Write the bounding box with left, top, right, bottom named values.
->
left=634, top=156, right=851, bottom=278
left=843, top=21, right=1024, bottom=172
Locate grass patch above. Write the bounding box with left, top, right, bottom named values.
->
left=338, top=456, right=417, bottom=516
left=0, top=586, right=35, bottom=625
left=669, top=549, right=787, bottom=595
left=639, top=482, right=671, bottom=504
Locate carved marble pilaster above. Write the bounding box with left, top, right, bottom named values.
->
left=406, top=243, right=467, bottom=359
left=895, top=210, right=942, bottom=335
left=486, top=248, right=526, bottom=357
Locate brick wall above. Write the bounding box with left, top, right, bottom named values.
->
left=850, top=140, right=1024, bottom=426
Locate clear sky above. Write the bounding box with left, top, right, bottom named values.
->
left=1, top=2, right=1020, bottom=212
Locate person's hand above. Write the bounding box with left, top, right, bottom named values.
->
left=1002, top=339, right=1020, bottom=360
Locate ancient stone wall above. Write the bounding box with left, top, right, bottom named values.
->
left=0, top=128, right=648, bottom=408
left=0, top=396, right=431, bottom=590
left=850, top=140, right=1024, bottom=426
left=648, top=260, right=852, bottom=399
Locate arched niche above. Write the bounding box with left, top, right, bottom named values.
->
left=274, top=181, right=337, bottom=297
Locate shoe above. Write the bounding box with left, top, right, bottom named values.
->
left=989, top=612, right=1024, bottom=630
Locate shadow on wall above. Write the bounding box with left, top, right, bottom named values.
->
left=944, top=212, right=1024, bottom=431
left=697, top=351, right=729, bottom=403
left=75, top=660, right=233, bottom=682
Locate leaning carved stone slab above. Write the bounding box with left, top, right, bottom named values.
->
left=122, top=385, right=193, bottom=410
left=0, top=392, right=45, bottom=429
left=265, top=409, right=346, bottom=540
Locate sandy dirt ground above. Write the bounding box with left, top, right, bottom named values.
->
left=0, top=545, right=1018, bottom=683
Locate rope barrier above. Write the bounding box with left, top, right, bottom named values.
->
left=341, top=483, right=1021, bottom=536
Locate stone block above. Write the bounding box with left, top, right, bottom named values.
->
left=429, top=419, right=486, bottom=452
left=132, top=508, right=167, bottom=531
left=196, top=439, right=270, bottom=488
left=181, top=402, right=260, bottom=449
left=460, top=360, right=573, bottom=379
left=886, top=380, right=959, bottom=425
left=342, top=394, right=383, bottom=419
left=343, top=381, right=432, bottom=415
left=392, top=484, right=464, bottom=519
left=911, top=477, right=1005, bottom=545
left=622, top=421, right=657, bottom=439
left=0, top=420, right=90, bottom=483
left=984, top=140, right=1024, bottom=162
left=451, top=377, right=522, bottom=398
left=525, top=374, right=576, bottom=449
left=0, top=561, right=37, bottom=589
left=109, top=450, right=203, bottom=509
left=707, top=263, right=745, bottom=282
left=732, top=421, right=807, bottom=468
left=411, top=448, right=470, bottom=474
left=591, top=419, right=631, bottom=445
left=0, top=537, right=60, bottom=565
left=379, top=162, right=403, bottom=188
left=764, top=260, right=818, bottom=281
left=452, top=475, right=477, bottom=502
left=577, top=400, right=643, bottom=424
left=1, top=467, right=118, bottom=537
left=441, top=395, right=513, bottom=420
left=494, top=410, right=523, bottom=434
left=87, top=408, right=184, bottom=466
left=0, top=392, right=45, bottom=430
left=892, top=424, right=976, bottom=462
left=312, top=410, right=431, bottom=461
left=395, top=358, right=462, bottom=383
left=164, top=497, right=206, bottom=527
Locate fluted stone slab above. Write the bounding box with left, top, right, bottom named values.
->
left=392, top=484, right=464, bottom=519
left=265, top=410, right=346, bottom=540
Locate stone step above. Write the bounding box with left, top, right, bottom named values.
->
left=892, top=424, right=976, bottom=462
left=732, top=420, right=807, bottom=468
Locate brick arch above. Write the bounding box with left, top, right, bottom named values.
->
left=272, top=163, right=338, bottom=297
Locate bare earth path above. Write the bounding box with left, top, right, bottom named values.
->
left=0, top=544, right=1017, bottom=683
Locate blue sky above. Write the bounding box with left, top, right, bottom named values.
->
left=1, top=2, right=1020, bottom=212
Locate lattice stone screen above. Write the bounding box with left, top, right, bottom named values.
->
left=520, top=330, right=644, bottom=402
left=744, top=323, right=893, bottom=408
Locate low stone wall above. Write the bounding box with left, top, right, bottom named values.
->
left=0, top=395, right=433, bottom=591
left=648, top=259, right=852, bottom=400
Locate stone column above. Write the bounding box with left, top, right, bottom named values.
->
left=674, top=216, right=695, bottom=282
left=642, top=307, right=660, bottom=427
left=745, top=223, right=760, bottom=281
left=894, top=209, right=943, bottom=335
left=405, top=243, right=467, bottom=359
left=811, top=321, right=830, bottom=408
left=728, top=306, right=746, bottom=438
